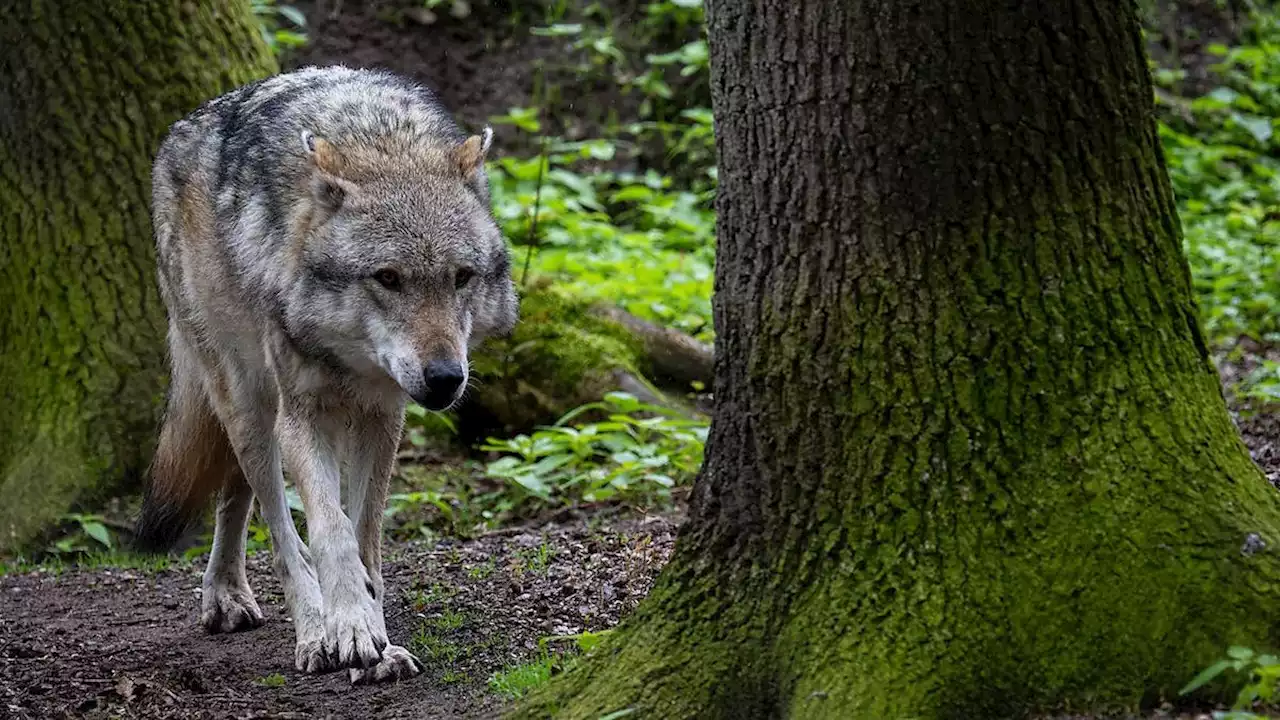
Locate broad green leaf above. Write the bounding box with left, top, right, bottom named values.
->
left=531, top=23, right=582, bottom=36
left=82, top=522, right=113, bottom=549
left=1180, top=659, right=1234, bottom=695
left=1234, top=113, right=1274, bottom=144
left=277, top=5, right=307, bottom=26
left=1228, top=646, right=1256, bottom=661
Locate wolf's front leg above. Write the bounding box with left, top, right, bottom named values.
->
left=212, top=386, right=329, bottom=673
left=278, top=398, right=387, bottom=670
left=344, top=405, right=422, bottom=684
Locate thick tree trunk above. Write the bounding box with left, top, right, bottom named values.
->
left=516, top=2, right=1280, bottom=718
left=0, top=2, right=275, bottom=551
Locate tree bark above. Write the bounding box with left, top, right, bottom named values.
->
left=515, top=2, right=1280, bottom=718
left=0, top=1, right=275, bottom=551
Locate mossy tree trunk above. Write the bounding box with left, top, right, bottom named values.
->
left=516, top=2, right=1280, bottom=718
left=0, top=1, right=275, bottom=552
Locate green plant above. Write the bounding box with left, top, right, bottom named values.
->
left=421, top=0, right=474, bottom=21
left=385, top=461, right=496, bottom=539
left=538, top=628, right=611, bottom=655
left=441, top=669, right=471, bottom=684
left=8, top=550, right=174, bottom=575
left=488, top=630, right=613, bottom=700
left=1181, top=646, right=1280, bottom=718
left=48, top=513, right=114, bottom=555
left=468, top=559, right=497, bottom=579
left=1154, top=8, right=1280, bottom=347
left=0, top=558, right=37, bottom=576
left=1234, top=358, right=1280, bottom=404
left=404, top=402, right=459, bottom=447
left=408, top=582, right=457, bottom=612
left=386, top=489, right=466, bottom=538
left=410, top=628, right=465, bottom=665
left=250, top=0, right=307, bottom=56
left=515, top=538, right=556, bottom=576
left=489, top=654, right=555, bottom=699
left=253, top=673, right=286, bottom=688
left=432, top=609, right=467, bottom=632
left=479, top=392, right=707, bottom=511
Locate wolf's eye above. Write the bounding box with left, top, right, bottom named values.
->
left=373, top=269, right=402, bottom=290
left=455, top=268, right=475, bottom=289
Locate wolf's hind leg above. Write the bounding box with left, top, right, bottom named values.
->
left=145, top=333, right=265, bottom=634
left=201, top=469, right=265, bottom=633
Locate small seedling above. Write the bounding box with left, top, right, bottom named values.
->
left=254, top=673, right=286, bottom=688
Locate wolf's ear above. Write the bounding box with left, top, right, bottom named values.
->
left=301, top=129, right=355, bottom=212
left=454, top=126, right=493, bottom=181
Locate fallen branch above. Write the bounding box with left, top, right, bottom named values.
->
left=456, top=281, right=713, bottom=439
left=589, top=305, right=714, bottom=389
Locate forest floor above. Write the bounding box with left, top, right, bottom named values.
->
left=0, top=511, right=678, bottom=720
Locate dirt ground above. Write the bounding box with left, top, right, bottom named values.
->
left=0, top=513, right=679, bottom=720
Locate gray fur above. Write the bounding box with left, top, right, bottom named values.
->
left=143, top=65, right=518, bottom=682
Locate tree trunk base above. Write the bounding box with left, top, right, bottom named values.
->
left=512, top=418, right=1280, bottom=719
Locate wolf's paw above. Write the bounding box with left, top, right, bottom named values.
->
left=349, top=645, right=422, bottom=685
left=200, top=582, right=265, bottom=634
left=295, top=636, right=331, bottom=674
left=323, top=595, right=388, bottom=669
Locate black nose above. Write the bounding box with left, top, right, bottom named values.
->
left=420, top=360, right=465, bottom=410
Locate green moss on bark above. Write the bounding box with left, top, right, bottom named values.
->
left=510, top=1, right=1280, bottom=718
left=464, top=281, right=662, bottom=434
left=0, top=1, right=276, bottom=552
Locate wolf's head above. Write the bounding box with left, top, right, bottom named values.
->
left=284, top=126, right=518, bottom=411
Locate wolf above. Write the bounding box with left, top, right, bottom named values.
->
left=133, top=65, right=518, bottom=684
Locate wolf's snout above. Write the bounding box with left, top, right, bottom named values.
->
left=417, top=359, right=465, bottom=410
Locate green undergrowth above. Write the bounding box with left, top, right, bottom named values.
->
left=1154, top=9, right=1280, bottom=355
left=387, top=392, right=706, bottom=538
left=481, top=0, right=717, bottom=345
left=0, top=512, right=183, bottom=575
left=478, top=392, right=706, bottom=509
left=489, top=630, right=613, bottom=701
left=1182, top=645, right=1280, bottom=718
left=0, top=549, right=177, bottom=577
left=489, top=135, right=715, bottom=344
left=250, top=0, right=307, bottom=58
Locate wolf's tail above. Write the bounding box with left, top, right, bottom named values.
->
left=133, top=375, right=240, bottom=552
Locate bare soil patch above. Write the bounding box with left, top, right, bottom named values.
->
left=0, top=513, right=679, bottom=720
